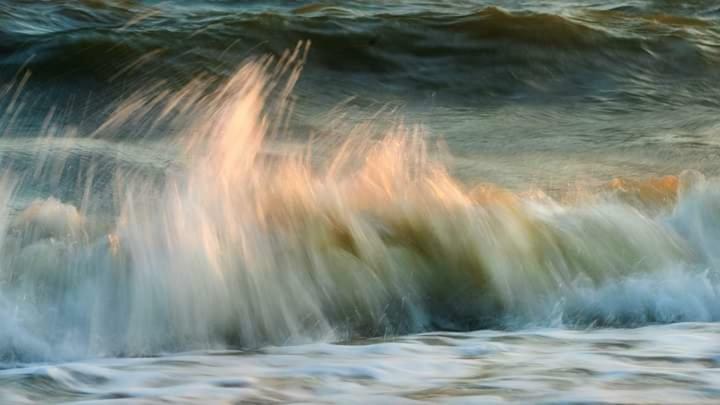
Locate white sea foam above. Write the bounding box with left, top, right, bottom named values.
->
left=0, top=46, right=718, bottom=365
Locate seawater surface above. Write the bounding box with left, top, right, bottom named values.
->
left=4, top=325, right=720, bottom=404
left=0, top=0, right=720, bottom=403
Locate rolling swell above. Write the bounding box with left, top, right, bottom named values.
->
left=0, top=3, right=718, bottom=99
left=1, top=52, right=720, bottom=362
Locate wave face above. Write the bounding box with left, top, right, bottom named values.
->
left=1, top=49, right=720, bottom=363
left=1, top=1, right=719, bottom=108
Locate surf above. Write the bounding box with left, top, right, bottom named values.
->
left=0, top=44, right=719, bottom=365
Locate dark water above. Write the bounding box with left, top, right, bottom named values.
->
left=1, top=1, right=719, bottom=186
left=1, top=1, right=720, bottom=403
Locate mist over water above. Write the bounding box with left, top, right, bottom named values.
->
left=1, top=0, right=720, bottom=403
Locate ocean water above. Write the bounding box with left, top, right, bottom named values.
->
left=0, top=0, right=720, bottom=403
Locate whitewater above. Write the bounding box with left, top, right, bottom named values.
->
left=0, top=47, right=717, bottom=403
left=1, top=0, right=720, bottom=402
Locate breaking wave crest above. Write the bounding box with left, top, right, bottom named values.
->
left=1, top=46, right=720, bottom=363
